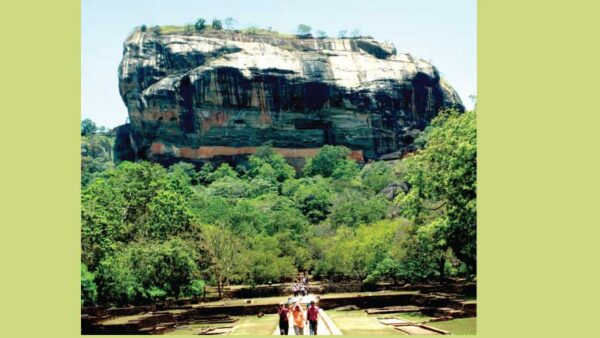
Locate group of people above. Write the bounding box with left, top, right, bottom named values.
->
left=292, top=276, right=309, bottom=297
left=278, top=300, right=319, bottom=335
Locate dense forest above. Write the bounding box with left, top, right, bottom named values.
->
left=81, top=109, right=476, bottom=307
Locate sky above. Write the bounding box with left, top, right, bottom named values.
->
left=82, top=0, right=476, bottom=128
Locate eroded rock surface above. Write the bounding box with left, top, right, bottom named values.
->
left=116, top=30, right=463, bottom=167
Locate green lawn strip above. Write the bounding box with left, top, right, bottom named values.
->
left=395, top=311, right=434, bottom=323
left=425, top=317, right=477, bottom=335
left=230, top=314, right=278, bottom=335
left=165, top=323, right=219, bottom=335
left=165, top=314, right=277, bottom=335
left=327, top=310, right=406, bottom=335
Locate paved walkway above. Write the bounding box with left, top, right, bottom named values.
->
left=273, top=294, right=342, bottom=335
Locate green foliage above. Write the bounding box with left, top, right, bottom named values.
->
left=246, top=25, right=260, bottom=34
left=351, top=29, right=361, bottom=37
left=194, top=18, right=206, bottom=31
left=81, top=115, right=477, bottom=304
left=96, top=238, right=199, bottom=304
left=314, top=220, right=402, bottom=281
left=211, top=18, right=223, bottom=30
left=81, top=132, right=114, bottom=187
left=81, top=119, right=98, bottom=136
left=151, top=25, right=161, bottom=36
left=140, top=25, right=147, bottom=33
left=329, top=189, right=389, bottom=228
left=246, top=144, right=296, bottom=183
left=360, top=161, right=396, bottom=193
left=303, top=145, right=354, bottom=178
left=315, top=30, right=327, bottom=38
left=245, top=234, right=296, bottom=285
left=223, top=17, right=236, bottom=30
left=147, top=190, right=192, bottom=239
left=283, top=177, right=333, bottom=224
left=169, top=162, right=197, bottom=185
left=197, top=163, right=214, bottom=184
left=81, top=263, right=97, bottom=306
left=396, top=109, right=477, bottom=275
left=207, top=176, right=250, bottom=199
left=338, top=30, right=348, bottom=38
left=200, top=224, right=246, bottom=297
left=296, top=24, right=312, bottom=35
left=211, top=163, right=238, bottom=181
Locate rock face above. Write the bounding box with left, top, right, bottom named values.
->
left=117, top=29, right=463, bottom=167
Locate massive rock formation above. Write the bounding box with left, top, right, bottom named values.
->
left=116, top=29, right=463, bottom=167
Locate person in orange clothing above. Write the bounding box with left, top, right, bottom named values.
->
left=290, top=302, right=305, bottom=335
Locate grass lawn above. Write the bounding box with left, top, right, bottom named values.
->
left=327, top=310, right=405, bottom=335
left=165, top=323, right=219, bottom=335
left=319, top=290, right=418, bottom=300
left=426, top=317, right=477, bottom=335
left=230, top=314, right=278, bottom=335
left=395, top=312, right=434, bottom=323
left=165, top=314, right=277, bottom=336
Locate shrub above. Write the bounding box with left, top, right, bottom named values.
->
left=211, top=19, right=222, bottom=30
left=195, top=18, right=206, bottom=31
left=296, top=24, right=312, bottom=35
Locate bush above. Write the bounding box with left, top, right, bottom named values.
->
left=296, top=24, right=312, bottom=35
left=195, top=18, right=206, bottom=31
left=212, top=19, right=222, bottom=30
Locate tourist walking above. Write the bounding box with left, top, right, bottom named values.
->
left=278, top=302, right=290, bottom=335
left=300, top=283, right=306, bottom=297
left=307, top=300, right=319, bottom=335
left=291, top=302, right=305, bottom=335
left=292, top=283, right=298, bottom=297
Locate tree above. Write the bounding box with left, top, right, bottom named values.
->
left=140, top=25, right=147, bottom=32
left=245, top=234, right=296, bottom=285
left=396, top=109, right=477, bottom=276
left=146, top=190, right=193, bottom=239
left=315, top=30, right=327, bottom=38
left=303, top=145, right=354, bottom=178
left=81, top=119, right=97, bottom=136
left=351, top=29, right=361, bottom=37
left=283, top=177, right=333, bottom=224
left=197, top=163, right=215, bottom=185
left=296, top=24, right=312, bottom=35
left=169, top=162, right=197, bottom=185
left=200, top=224, right=245, bottom=298
left=151, top=25, right=161, bottom=36
left=96, top=239, right=199, bottom=304
left=195, top=18, right=206, bottom=31
left=207, top=176, right=250, bottom=199
left=212, top=18, right=223, bottom=30
left=224, top=17, right=236, bottom=30
left=338, top=30, right=348, bottom=38
left=246, top=144, right=295, bottom=183
left=81, top=263, right=97, bottom=306
left=210, top=163, right=238, bottom=181
left=329, top=189, right=389, bottom=228
left=360, top=161, right=396, bottom=193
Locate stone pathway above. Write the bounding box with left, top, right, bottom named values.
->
left=273, top=294, right=342, bottom=335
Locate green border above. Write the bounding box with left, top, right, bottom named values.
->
left=2, top=0, right=600, bottom=337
